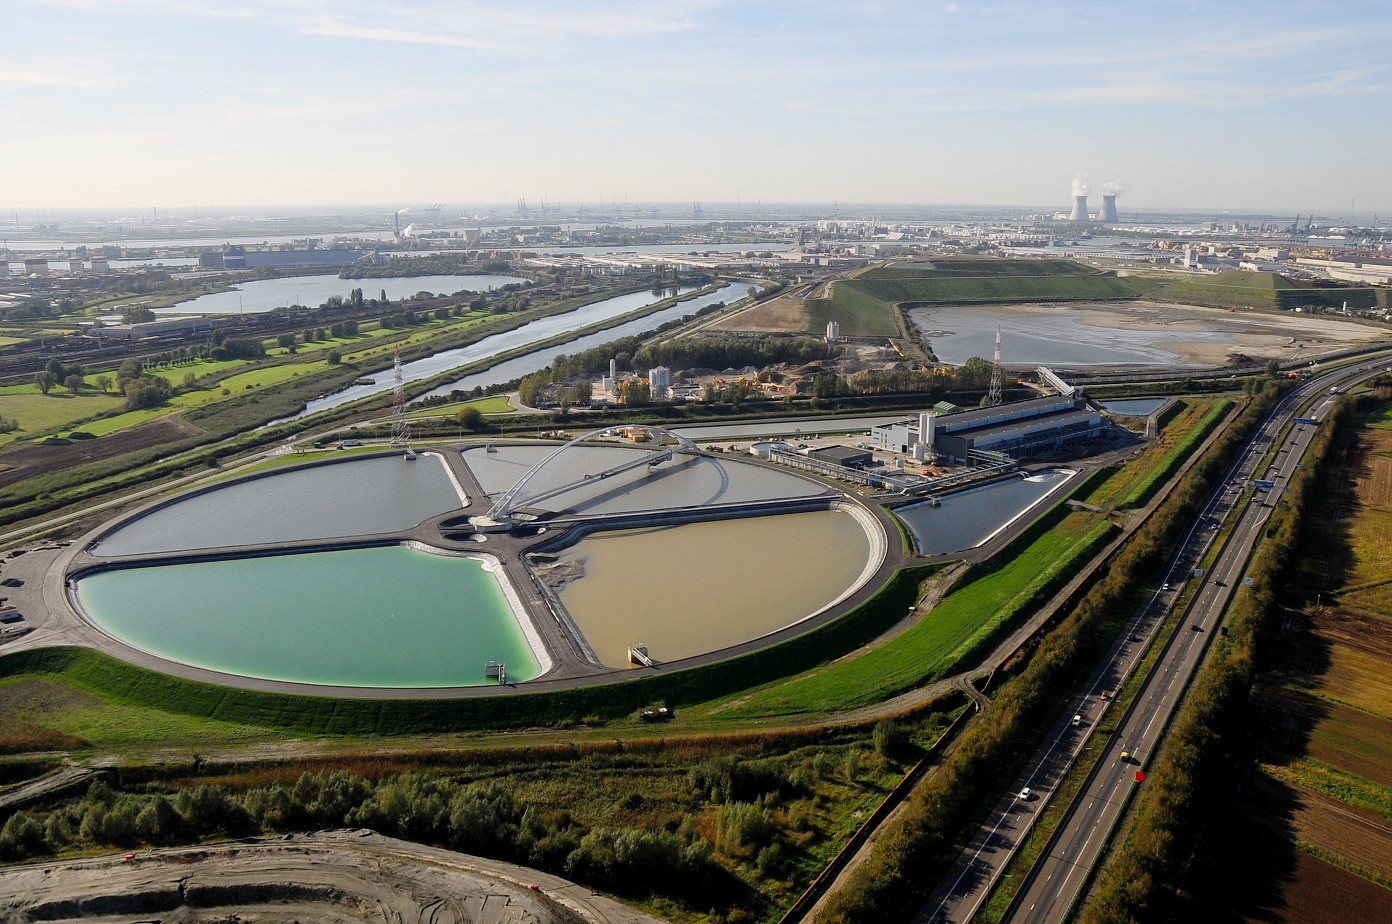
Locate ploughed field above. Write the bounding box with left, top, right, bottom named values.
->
left=1246, top=403, right=1392, bottom=918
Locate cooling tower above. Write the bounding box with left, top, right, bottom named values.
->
left=1098, top=194, right=1119, bottom=223
left=1068, top=195, right=1090, bottom=221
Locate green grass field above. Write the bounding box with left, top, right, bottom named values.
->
left=859, top=259, right=1093, bottom=279
left=0, top=391, right=125, bottom=445
left=407, top=394, right=515, bottom=419
left=0, top=676, right=288, bottom=748
left=815, top=281, right=903, bottom=337
left=1078, top=399, right=1229, bottom=510
left=848, top=274, right=1156, bottom=306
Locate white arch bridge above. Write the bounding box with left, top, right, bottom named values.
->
left=480, top=425, right=701, bottom=525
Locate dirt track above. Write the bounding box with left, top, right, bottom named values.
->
left=0, top=830, right=666, bottom=924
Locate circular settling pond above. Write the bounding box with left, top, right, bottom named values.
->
left=543, top=509, right=876, bottom=668
left=74, top=546, right=542, bottom=687
left=93, top=454, right=465, bottom=557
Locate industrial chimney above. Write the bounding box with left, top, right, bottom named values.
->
left=1068, top=175, right=1091, bottom=222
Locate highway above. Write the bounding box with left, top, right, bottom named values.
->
left=919, top=352, right=1392, bottom=924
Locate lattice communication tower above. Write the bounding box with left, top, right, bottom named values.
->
left=988, top=328, right=1003, bottom=407
left=390, top=351, right=411, bottom=449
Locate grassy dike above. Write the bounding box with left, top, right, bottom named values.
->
left=0, top=564, right=937, bottom=739
left=1080, top=392, right=1356, bottom=923
left=812, top=385, right=1282, bottom=924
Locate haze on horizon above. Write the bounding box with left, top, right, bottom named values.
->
left=5, top=0, right=1390, bottom=215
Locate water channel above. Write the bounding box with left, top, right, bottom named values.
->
left=153, top=273, right=527, bottom=316
left=74, top=546, right=541, bottom=688
left=298, top=281, right=745, bottom=417
left=895, top=468, right=1077, bottom=556
left=549, top=510, right=873, bottom=668
left=414, top=282, right=750, bottom=401
left=1097, top=397, right=1168, bottom=416
left=93, top=453, right=464, bottom=557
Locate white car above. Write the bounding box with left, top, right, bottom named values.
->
left=1017, top=787, right=1032, bottom=801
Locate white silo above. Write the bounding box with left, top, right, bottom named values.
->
left=648, top=365, right=671, bottom=399
left=826, top=320, right=841, bottom=342
left=918, top=411, right=937, bottom=457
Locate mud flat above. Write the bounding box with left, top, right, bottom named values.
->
left=0, top=830, right=664, bottom=924
left=908, top=299, right=1385, bottom=368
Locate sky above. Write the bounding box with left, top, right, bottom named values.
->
left=3, top=0, right=1390, bottom=213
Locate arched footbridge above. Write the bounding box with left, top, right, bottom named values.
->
left=484, top=425, right=700, bottom=523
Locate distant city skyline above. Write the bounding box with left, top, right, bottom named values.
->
left=5, top=0, right=1390, bottom=213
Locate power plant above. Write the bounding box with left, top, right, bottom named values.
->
left=1097, top=182, right=1123, bottom=223
left=1064, top=176, right=1123, bottom=223
left=1068, top=175, right=1090, bottom=221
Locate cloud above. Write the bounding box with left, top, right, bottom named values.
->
left=0, top=56, right=118, bottom=90
left=38, top=0, right=713, bottom=50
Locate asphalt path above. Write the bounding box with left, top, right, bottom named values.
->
left=919, top=352, right=1392, bottom=924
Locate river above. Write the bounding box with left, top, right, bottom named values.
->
left=296, top=281, right=751, bottom=417
left=153, top=273, right=527, bottom=316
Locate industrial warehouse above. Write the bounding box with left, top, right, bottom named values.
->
left=870, top=369, right=1104, bottom=464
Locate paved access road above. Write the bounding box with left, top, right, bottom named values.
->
left=919, top=352, right=1392, bottom=924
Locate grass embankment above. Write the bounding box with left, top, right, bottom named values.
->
left=1165, top=270, right=1381, bottom=311
left=1078, top=399, right=1231, bottom=510
left=815, top=282, right=902, bottom=337
left=861, top=259, right=1091, bottom=279
left=814, top=386, right=1276, bottom=924
left=1081, top=388, right=1356, bottom=923
left=0, top=562, right=940, bottom=741
left=849, top=274, right=1156, bottom=306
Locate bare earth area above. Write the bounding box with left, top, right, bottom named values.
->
left=707, top=290, right=816, bottom=333
left=1288, top=789, right=1392, bottom=881
left=1273, top=851, right=1392, bottom=924
left=0, top=416, right=201, bottom=490
left=0, top=830, right=665, bottom=924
